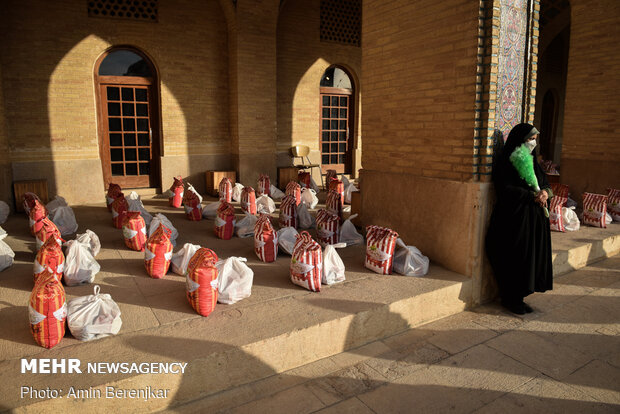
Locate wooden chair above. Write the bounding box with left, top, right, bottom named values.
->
left=291, top=145, right=323, bottom=188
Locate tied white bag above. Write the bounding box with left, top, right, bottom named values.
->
left=63, top=238, right=100, bottom=286
left=149, top=213, right=178, bottom=245
left=232, top=183, right=244, bottom=202
left=0, top=227, right=15, bottom=271
left=76, top=229, right=101, bottom=257
left=235, top=213, right=258, bottom=238
left=269, top=185, right=285, bottom=200
left=0, top=201, right=9, bottom=224
left=171, top=243, right=201, bottom=275
left=256, top=195, right=276, bottom=214
left=300, top=188, right=318, bottom=209
left=216, top=257, right=254, bottom=304
left=277, top=226, right=299, bottom=255
left=50, top=206, right=79, bottom=235
left=297, top=203, right=315, bottom=229
left=202, top=201, right=221, bottom=219
left=344, top=183, right=359, bottom=204
left=339, top=214, right=364, bottom=246
left=392, top=238, right=429, bottom=277
left=46, top=195, right=68, bottom=213
left=67, top=285, right=122, bottom=341
left=186, top=183, right=203, bottom=204
left=562, top=207, right=580, bottom=231
left=322, top=243, right=346, bottom=285
left=127, top=191, right=153, bottom=226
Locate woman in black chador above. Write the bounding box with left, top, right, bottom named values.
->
left=486, top=123, right=553, bottom=314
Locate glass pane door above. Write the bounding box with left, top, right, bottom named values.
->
left=320, top=93, right=350, bottom=173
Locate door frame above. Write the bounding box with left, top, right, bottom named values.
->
left=319, top=86, right=355, bottom=174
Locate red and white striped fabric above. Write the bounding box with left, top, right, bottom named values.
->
left=298, top=171, right=311, bottom=189
left=29, top=200, right=48, bottom=236
left=607, top=188, right=620, bottom=222
left=111, top=193, right=129, bottom=229
left=35, top=217, right=62, bottom=250
left=183, top=187, right=202, bottom=221
left=254, top=214, right=278, bottom=262
left=329, top=178, right=344, bottom=207
left=551, top=183, right=569, bottom=199
left=215, top=202, right=236, bottom=240
left=106, top=183, right=122, bottom=211
left=316, top=209, right=340, bottom=246
left=219, top=177, right=233, bottom=203
left=144, top=224, right=173, bottom=278
left=241, top=186, right=257, bottom=215
left=29, top=272, right=66, bottom=349
left=22, top=192, right=41, bottom=216
left=279, top=195, right=298, bottom=228
left=122, top=211, right=147, bottom=251
left=582, top=192, right=608, bottom=228
left=34, top=236, right=65, bottom=284
left=290, top=231, right=322, bottom=292
left=365, top=225, right=399, bottom=275
left=285, top=181, right=301, bottom=206
left=549, top=196, right=567, bottom=232
left=257, top=174, right=271, bottom=197
left=168, top=176, right=184, bottom=208
left=326, top=190, right=343, bottom=221
left=325, top=169, right=338, bottom=183
left=186, top=247, right=219, bottom=317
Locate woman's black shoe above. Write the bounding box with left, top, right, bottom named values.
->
left=501, top=300, right=526, bottom=315
left=523, top=303, right=534, bottom=313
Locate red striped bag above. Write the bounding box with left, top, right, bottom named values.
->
left=551, top=183, right=569, bottom=199
left=29, top=200, right=49, bottom=236
left=34, top=236, right=65, bottom=284
left=365, top=225, right=399, bottom=275
left=106, top=183, right=122, bottom=211
left=582, top=192, right=608, bottom=228
left=29, top=271, right=66, bottom=349
left=279, top=195, right=298, bottom=228
left=214, top=202, right=236, bottom=240
left=607, top=188, right=620, bottom=222
left=111, top=193, right=129, bottom=229
left=549, top=196, right=567, bottom=232
left=183, top=187, right=202, bottom=221
left=254, top=214, right=278, bottom=262
left=325, top=169, right=338, bottom=183
left=257, top=174, right=271, bottom=197
left=241, top=186, right=257, bottom=215
left=290, top=231, right=322, bottom=292
left=329, top=178, right=345, bottom=207
left=35, top=217, right=62, bottom=250
left=122, top=211, right=147, bottom=251
left=285, top=181, right=301, bottom=206
left=144, top=224, right=173, bottom=278
left=326, top=190, right=343, bottom=221
left=22, top=192, right=41, bottom=216
left=186, top=247, right=219, bottom=317
left=219, top=177, right=233, bottom=203
left=298, top=171, right=311, bottom=189
left=316, top=209, right=340, bottom=245
left=169, top=176, right=184, bottom=208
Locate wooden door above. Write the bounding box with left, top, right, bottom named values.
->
left=320, top=87, right=353, bottom=174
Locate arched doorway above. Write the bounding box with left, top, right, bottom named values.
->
left=95, top=47, right=160, bottom=189
left=319, top=66, right=355, bottom=174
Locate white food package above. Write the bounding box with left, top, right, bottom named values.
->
left=216, top=257, right=254, bottom=304
left=171, top=243, right=201, bottom=275
left=339, top=214, right=364, bottom=246
left=322, top=243, right=346, bottom=285
left=0, top=201, right=9, bottom=224
left=50, top=206, right=79, bottom=235
left=269, top=185, right=285, bottom=200
left=46, top=196, right=68, bottom=214
left=344, top=183, right=359, bottom=204
left=392, top=238, right=429, bottom=277
left=256, top=195, right=276, bottom=214
left=340, top=174, right=350, bottom=187
left=297, top=203, right=316, bottom=229
left=63, top=238, right=100, bottom=286
left=76, top=229, right=101, bottom=257
left=0, top=227, right=15, bottom=271
left=300, top=188, right=318, bottom=209
left=67, top=285, right=122, bottom=341
left=606, top=212, right=612, bottom=225
left=562, top=207, right=580, bottom=232
left=149, top=213, right=178, bottom=245
left=277, top=226, right=299, bottom=255
left=235, top=213, right=258, bottom=238
left=127, top=191, right=153, bottom=227
left=202, top=201, right=221, bottom=219
left=232, top=183, right=245, bottom=202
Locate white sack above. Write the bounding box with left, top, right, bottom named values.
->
left=339, top=214, right=364, bottom=246
left=0, top=227, right=14, bottom=272
left=606, top=212, right=612, bottom=225
left=340, top=174, right=350, bottom=188
left=149, top=213, right=178, bottom=245
left=76, top=229, right=101, bottom=257
left=216, top=257, right=254, bottom=304
left=256, top=195, right=276, bottom=214
left=50, top=206, right=79, bottom=235
left=232, top=183, right=244, bottom=202
left=297, top=203, right=315, bottom=229
left=63, top=238, right=100, bottom=286
left=344, top=183, right=359, bottom=204
left=393, top=238, right=429, bottom=277
left=171, top=243, right=201, bottom=275
left=67, top=285, right=122, bottom=341
left=235, top=213, right=258, bottom=238
left=186, top=183, right=203, bottom=204
left=202, top=201, right=221, bottom=219
left=127, top=191, right=153, bottom=226
left=277, top=226, right=299, bottom=255
left=46, top=196, right=68, bottom=214
left=0, top=201, right=10, bottom=224
left=269, top=185, right=285, bottom=200
left=300, top=188, right=318, bottom=209
left=562, top=207, right=580, bottom=232
left=162, top=189, right=174, bottom=198
left=322, top=243, right=346, bottom=285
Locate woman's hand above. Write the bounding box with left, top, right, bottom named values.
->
left=535, top=190, right=548, bottom=207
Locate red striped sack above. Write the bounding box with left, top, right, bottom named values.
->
left=279, top=195, right=298, bottom=228
left=326, top=190, right=343, bottom=221
left=29, top=271, right=66, bottom=349
left=549, top=196, right=567, bottom=232
left=329, top=178, right=345, bottom=207
left=144, top=224, right=173, bottom=278
left=169, top=176, right=184, bottom=208
left=219, top=177, right=233, bottom=203
left=285, top=181, right=301, bottom=206
left=23, top=192, right=41, bottom=216
left=215, top=202, right=236, bottom=240
left=111, top=193, right=129, bottom=229
left=35, top=217, right=62, bottom=250
left=106, top=183, right=122, bottom=211
left=186, top=247, right=219, bottom=317
left=34, top=236, right=65, bottom=284
left=29, top=200, right=49, bottom=236
left=316, top=209, right=340, bottom=245
left=365, top=225, right=399, bottom=275
left=290, top=231, right=322, bottom=292
left=122, top=211, right=147, bottom=251
left=607, top=188, right=620, bottom=222
left=325, top=169, right=338, bottom=183
left=257, top=174, right=271, bottom=197
left=582, top=192, right=608, bottom=228
left=551, top=183, right=569, bottom=199
left=241, top=186, right=257, bottom=215
left=298, top=171, right=311, bottom=189
left=183, top=187, right=202, bottom=221
left=254, top=214, right=278, bottom=262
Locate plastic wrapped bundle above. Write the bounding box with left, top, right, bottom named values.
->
left=254, top=214, right=278, bottom=262
left=106, top=183, right=122, bottom=211
left=168, top=176, right=184, bottom=208
left=34, top=236, right=65, bottom=284
left=214, top=202, right=236, bottom=240
left=290, top=231, right=322, bottom=292
left=29, top=272, right=66, bottom=349
left=67, top=285, right=122, bottom=341
left=219, top=177, right=233, bottom=203
left=144, top=224, right=173, bottom=278
left=285, top=181, right=301, bottom=206
left=110, top=193, right=129, bottom=229
left=122, top=211, right=147, bottom=251
left=365, top=225, right=399, bottom=275
left=257, top=174, right=270, bottom=197
left=316, top=209, right=339, bottom=246
left=279, top=195, right=297, bottom=228
left=186, top=247, right=219, bottom=317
